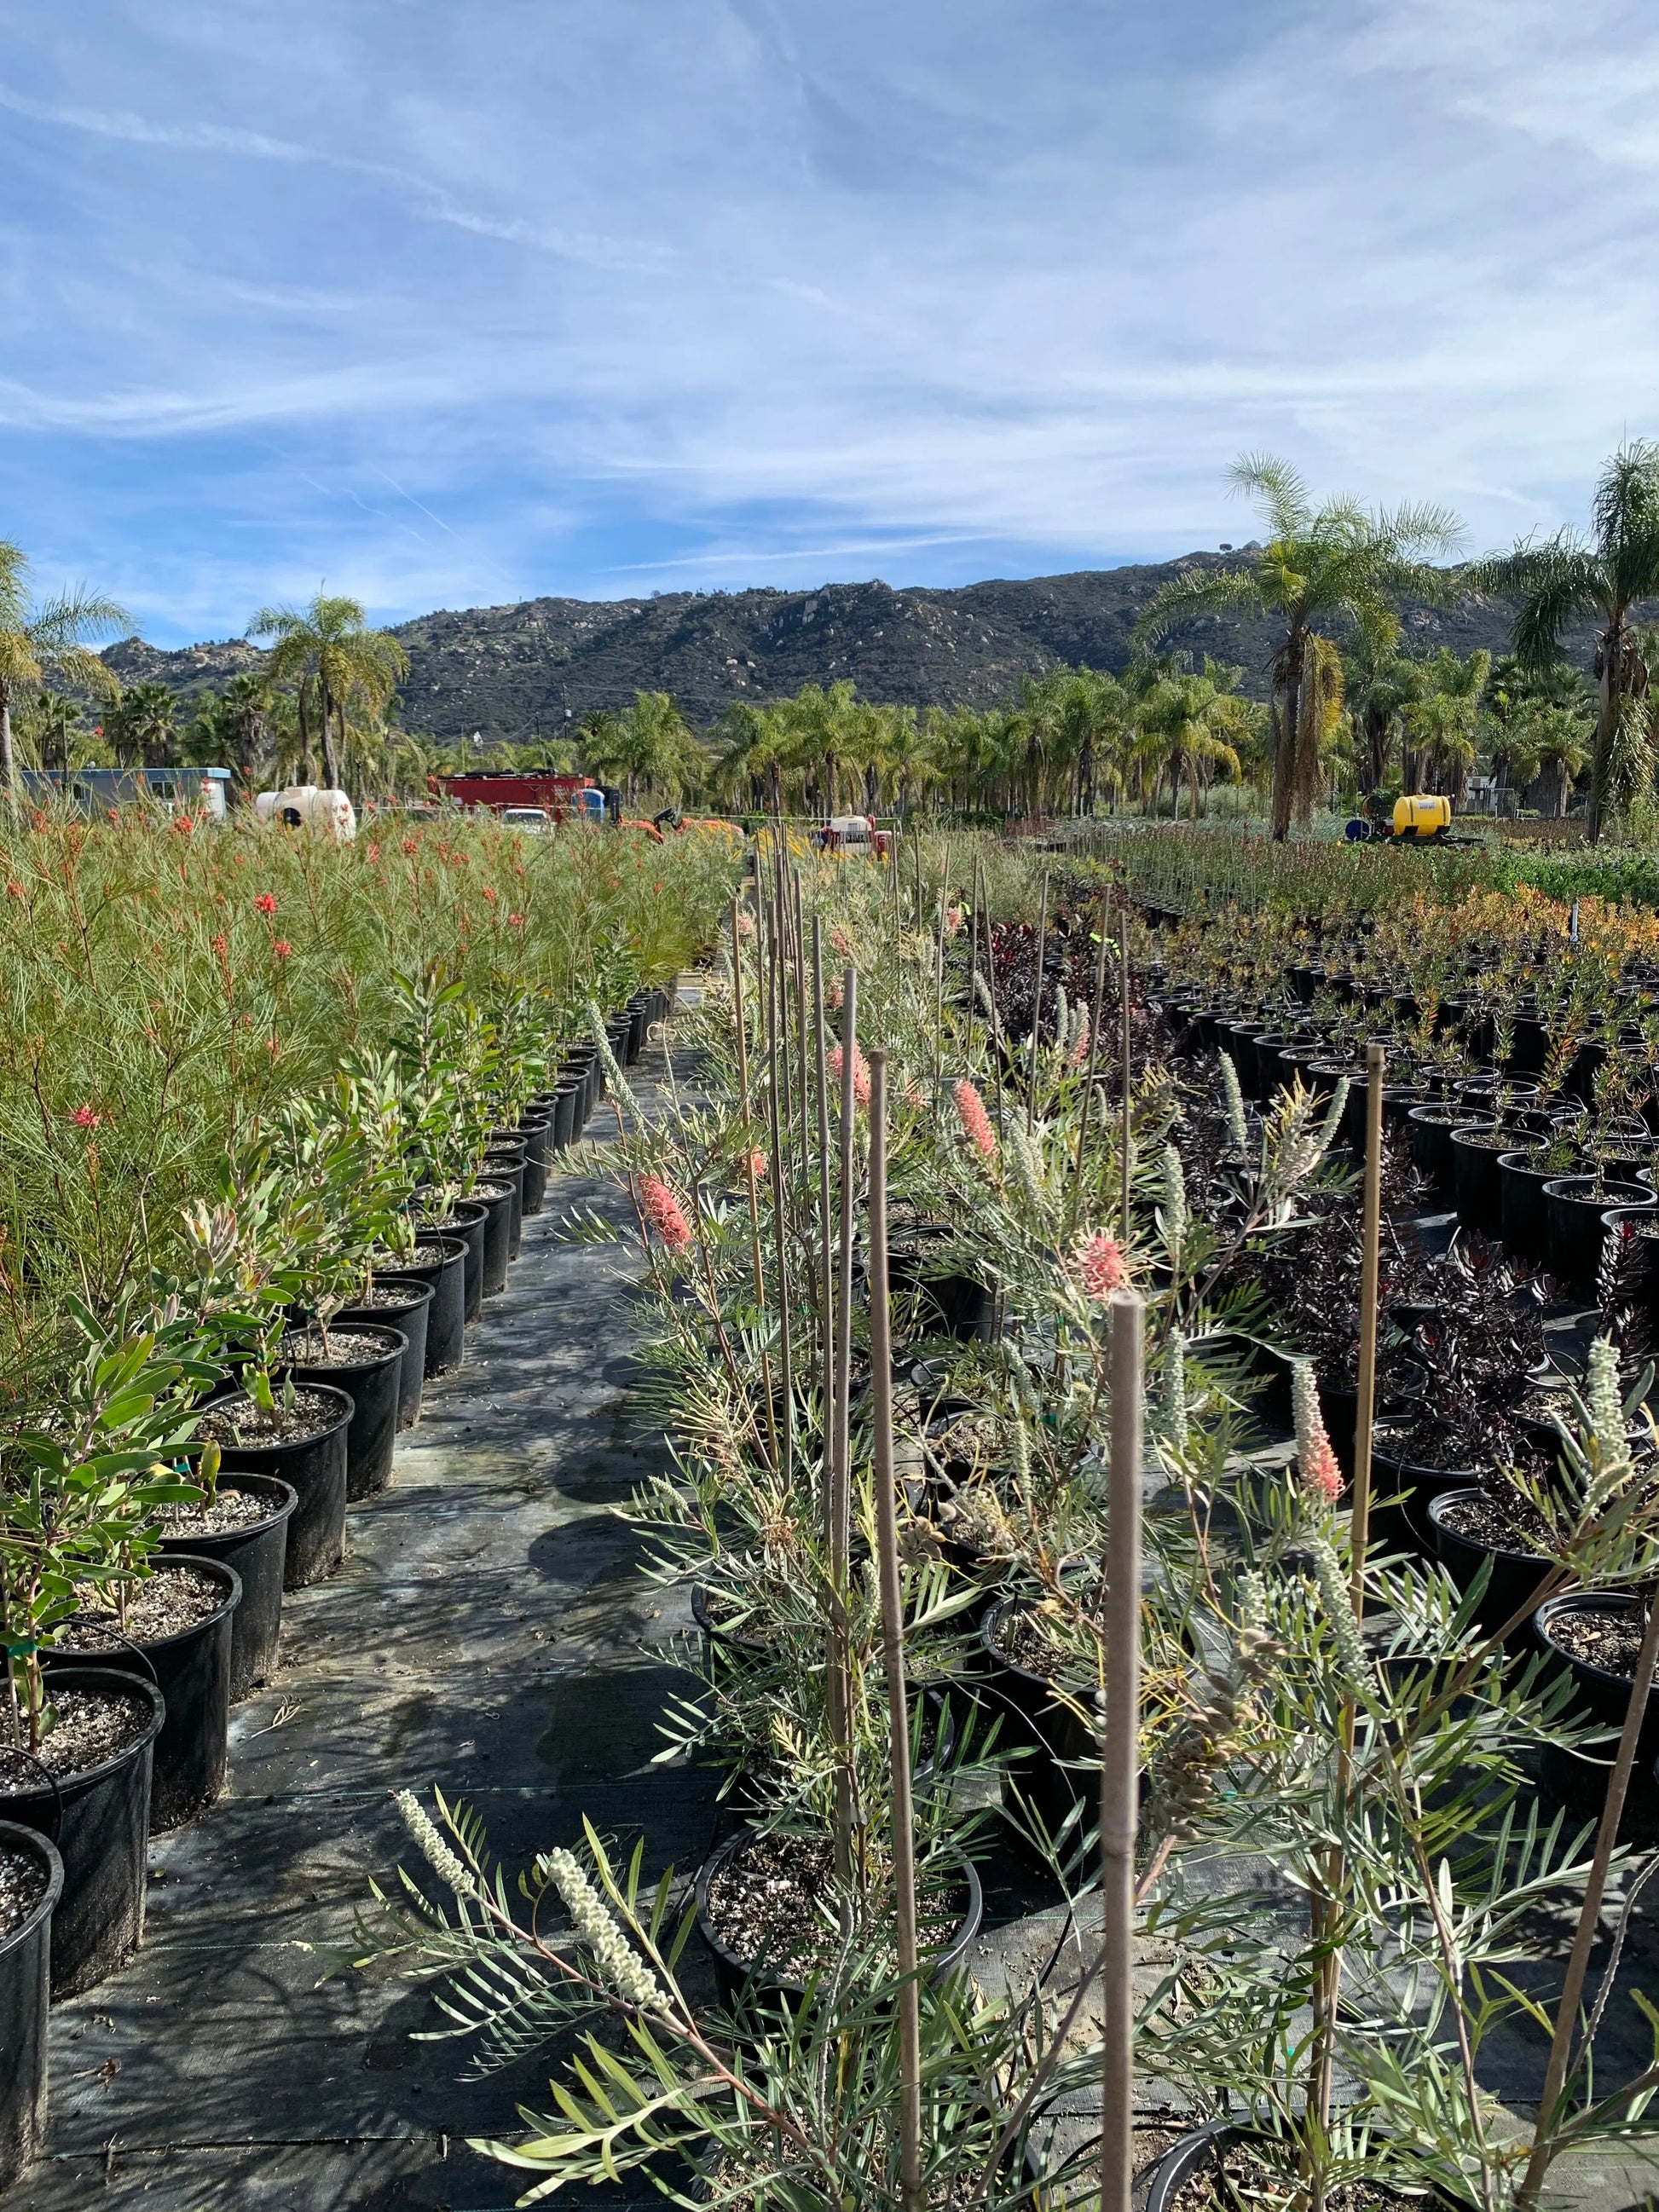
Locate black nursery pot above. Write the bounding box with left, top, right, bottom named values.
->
left=482, top=1151, right=527, bottom=1259
left=1368, top=1432, right=1474, bottom=1556
left=550, top=1079, right=582, bottom=1151
left=155, top=1474, right=295, bottom=1701
left=0, top=1822, right=61, bottom=2187
left=693, top=1828, right=983, bottom=2013
left=1428, top=1487, right=1555, bottom=1639
left=1599, top=1210, right=1659, bottom=1327
left=515, top=1115, right=552, bottom=1216
left=0, top=1667, right=165, bottom=1996
left=431, top=1199, right=487, bottom=1321
left=1535, top=1592, right=1659, bottom=1815
left=1450, top=1120, right=1508, bottom=1239
left=211, top=1383, right=354, bottom=1587
left=980, top=1597, right=1099, bottom=1845
left=392, top=1239, right=466, bottom=1374
left=1406, top=1104, right=1471, bottom=1197
left=888, top=1241, right=997, bottom=1344
left=1500, top=1149, right=1561, bottom=1266
left=46, top=1556, right=242, bottom=1833
left=472, top=1178, right=515, bottom=1295
left=280, top=1324, right=406, bottom=1502
left=1541, top=1176, right=1653, bottom=1295
left=339, top=1274, right=433, bottom=1429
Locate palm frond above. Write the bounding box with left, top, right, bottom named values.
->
left=1231, top=453, right=1312, bottom=537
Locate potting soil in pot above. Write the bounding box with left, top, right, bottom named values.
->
left=986, top=1600, right=1101, bottom=1683
left=198, top=1388, right=343, bottom=1449
left=278, top=1327, right=393, bottom=1367
left=154, top=1487, right=273, bottom=1534
left=702, top=1832, right=965, bottom=1985
left=0, top=1686, right=151, bottom=1782
left=1433, top=1489, right=1549, bottom=1554
left=56, top=1564, right=224, bottom=1648
left=1546, top=1608, right=1659, bottom=1678
left=0, top=1846, right=46, bottom=1941
left=1163, top=2138, right=1435, bottom=2212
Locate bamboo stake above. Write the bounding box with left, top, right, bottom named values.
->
left=1027, top=869, right=1049, bottom=1130
left=1119, top=910, right=1133, bottom=1236
left=1100, top=1290, right=1144, bottom=2212
left=868, top=1048, right=922, bottom=2212
left=731, top=893, right=777, bottom=1473
left=1518, top=1593, right=1659, bottom=2208
left=1351, top=1041, right=1385, bottom=1589
left=830, top=966, right=860, bottom=1887
left=933, top=853, right=950, bottom=1111
left=1068, top=916, right=1113, bottom=1239
left=980, top=857, right=1007, bottom=1141
left=791, top=870, right=818, bottom=1367
left=766, top=933, right=794, bottom=1497
left=812, top=918, right=835, bottom=1414
left=1310, top=1039, right=1384, bottom=2134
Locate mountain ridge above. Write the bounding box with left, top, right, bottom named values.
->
left=102, top=555, right=1543, bottom=746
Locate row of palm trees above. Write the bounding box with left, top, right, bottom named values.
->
left=1139, top=442, right=1659, bottom=841
left=6, top=438, right=1657, bottom=837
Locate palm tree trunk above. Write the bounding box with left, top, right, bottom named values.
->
left=318, top=680, right=339, bottom=790
left=1271, top=632, right=1304, bottom=841
left=0, top=684, right=14, bottom=806
left=298, top=682, right=315, bottom=785
left=1589, top=621, right=1621, bottom=845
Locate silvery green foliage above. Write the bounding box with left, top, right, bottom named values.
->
left=1163, top=1329, right=1189, bottom=1453
left=587, top=996, right=641, bottom=1124
left=1220, top=1050, right=1250, bottom=1154
left=543, top=1846, right=667, bottom=2011
left=1584, top=1332, right=1634, bottom=1508
left=1161, top=1142, right=1188, bottom=1261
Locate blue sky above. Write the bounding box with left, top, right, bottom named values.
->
left=3, top=0, right=1656, bottom=644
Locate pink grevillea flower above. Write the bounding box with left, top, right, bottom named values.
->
left=953, top=1079, right=997, bottom=1160
left=272, top=939, right=292, bottom=961
left=831, top=926, right=853, bottom=957
left=637, top=1173, right=693, bottom=1250
left=254, top=892, right=277, bottom=915
left=1292, top=1363, right=1344, bottom=1505
left=1071, top=1013, right=1091, bottom=1071
left=828, top=1042, right=871, bottom=1109
left=945, top=906, right=962, bottom=936
left=748, top=1149, right=767, bottom=1182
left=70, top=1103, right=101, bottom=1129
left=508, top=912, right=525, bottom=929
left=1075, top=1232, right=1128, bottom=1302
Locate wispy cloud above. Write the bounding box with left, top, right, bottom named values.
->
left=3, top=2, right=1658, bottom=642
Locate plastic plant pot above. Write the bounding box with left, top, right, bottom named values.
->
left=209, top=1383, right=354, bottom=1587
left=279, top=1323, right=406, bottom=1500
left=339, top=1274, right=433, bottom=1429
left=0, top=1821, right=62, bottom=2186
left=0, top=1667, right=165, bottom=1996
left=155, top=1473, right=296, bottom=1700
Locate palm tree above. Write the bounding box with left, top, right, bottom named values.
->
left=1134, top=663, right=1254, bottom=818
left=1400, top=648, right=1490, bottom=802
left=248, top=590, right=409, bottom=792
left=1136, top=457, right=1463, bottom=838
left=1476, top=442, right=1659, bottom=841
left=0, top=544, right=130, bottom=802
left=107, top=680, right=178, bottom=770
left=1519, top=704, right=1593, bottom=817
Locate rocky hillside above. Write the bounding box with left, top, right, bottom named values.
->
left=104, top=555, right=1540, bottom=746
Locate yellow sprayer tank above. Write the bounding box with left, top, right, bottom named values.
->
left=1392, top=794, right=1452, bottom=840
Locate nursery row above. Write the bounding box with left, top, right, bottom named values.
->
left=0, top=811, right=737, bottom=2190
left=376, top=835, right=1659, bottom=2212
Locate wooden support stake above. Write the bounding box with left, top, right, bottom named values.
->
left=766, top=934, right=793, bottom=1495
left=730, top=893, right=777, bottom=1472
left=1027, top=869, right=1049, bottom=1130
left=1100, top=1290, right=1144, bottom=2212
left=868, top=1048, right=922, bottom=2212
left=1119, top=910, right=1133, bottom=1236
left=830, top=966, right=859, bottom=1887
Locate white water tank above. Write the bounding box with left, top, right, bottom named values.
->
left=253, top=786, right=357, bottom=840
